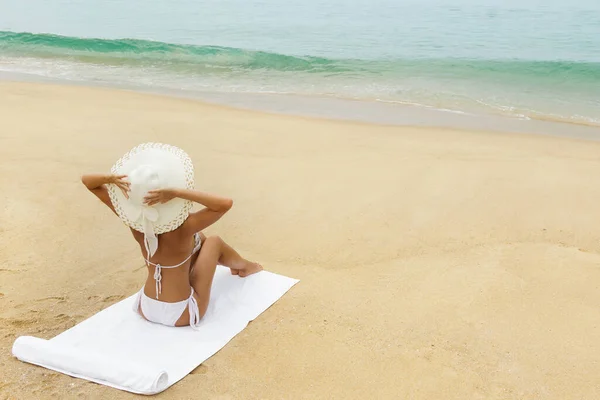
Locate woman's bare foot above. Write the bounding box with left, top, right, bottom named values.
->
left=230, top=268, right=239, bottom=275
left=238, top=262, right=263, bottom=277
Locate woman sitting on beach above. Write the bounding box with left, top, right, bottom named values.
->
left=81, top=142, right=262, bottom=330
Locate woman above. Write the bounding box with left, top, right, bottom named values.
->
left=81, top=142, right=261, bottom=329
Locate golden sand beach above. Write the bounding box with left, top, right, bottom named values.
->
left=1, top=82, right=600, bottom=399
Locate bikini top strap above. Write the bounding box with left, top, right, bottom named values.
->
left=145, top=234, right=203, bottom=300
left=145, top=233, right=202, bottom=269
left=145, top=252, right=194, bottom=269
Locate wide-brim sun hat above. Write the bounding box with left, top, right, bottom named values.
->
left=107, top=142, right=194, bottom=257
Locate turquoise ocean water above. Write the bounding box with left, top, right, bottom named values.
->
left=0, top=0, right=599, bottom=126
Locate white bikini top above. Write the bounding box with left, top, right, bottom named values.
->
left=144, top=233, right=202, bottom=299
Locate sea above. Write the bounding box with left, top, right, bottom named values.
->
left=1, top=0, right=599, bottom=134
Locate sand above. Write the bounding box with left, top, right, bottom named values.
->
left=1, top=81, right=600, bottom=400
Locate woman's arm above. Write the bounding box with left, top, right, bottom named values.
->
left=172, top=189, right=233, bottom=212
left=144, top=188, right=233, bottom=233
left=143, top=188, right=232, bottom=211
left=81, top=173, right=111, bottom=190
left=81, top=173, right=130, bottom=213
left=81, top=174, right=130, bottom=195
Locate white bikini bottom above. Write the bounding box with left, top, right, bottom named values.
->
left=133, top=287, right=201, bottom=329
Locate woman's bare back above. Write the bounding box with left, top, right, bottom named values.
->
left=131, top=226, right=198, bottom=302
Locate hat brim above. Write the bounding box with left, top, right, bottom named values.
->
left=107, top=142, right=194, bottom=235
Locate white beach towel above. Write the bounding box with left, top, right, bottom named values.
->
left=12, top=266, right=299, bottom=395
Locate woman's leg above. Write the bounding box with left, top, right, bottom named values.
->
left=190, top=235, right=262, bottom=318
left=190, top=232, right=249, bottom=276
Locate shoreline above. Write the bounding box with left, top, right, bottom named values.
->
left=2, top=70, right=600, bottom=141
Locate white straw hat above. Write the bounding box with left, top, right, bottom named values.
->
left=107, top=142, right=194, bottom=257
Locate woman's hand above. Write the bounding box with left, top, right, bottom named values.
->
left=144, top=188, right=178, bottom=206
left=107, top=174, right=131, bottom=199
left=82, top=173, right=129, bottom=198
